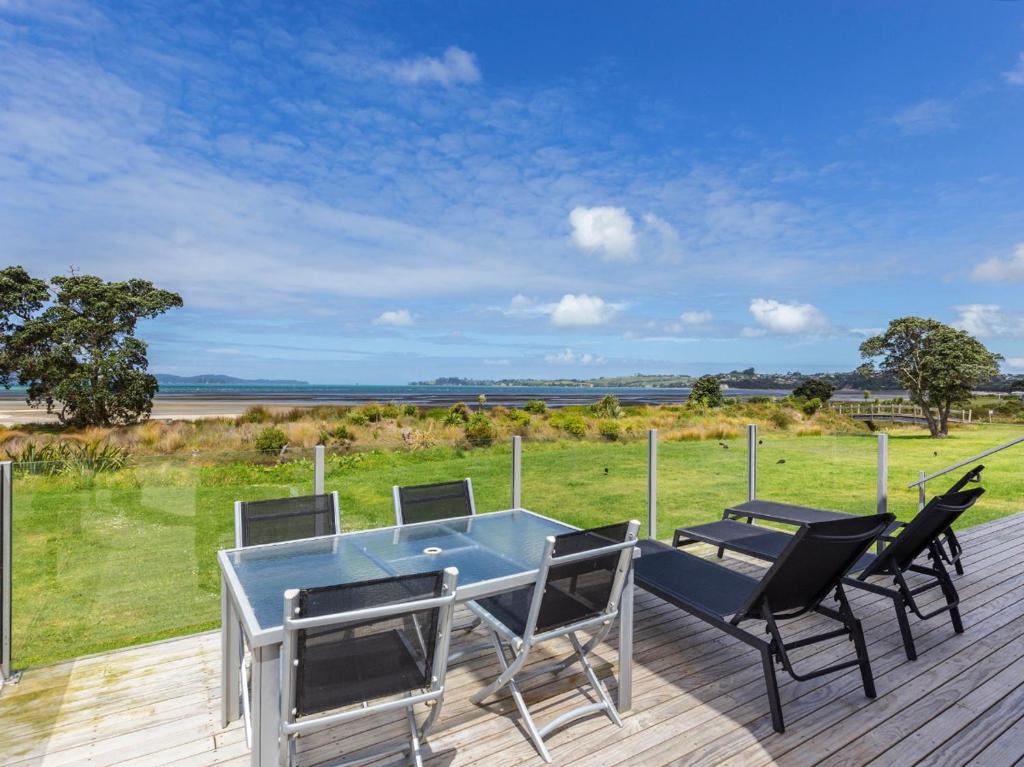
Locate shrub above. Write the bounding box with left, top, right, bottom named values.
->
left=591, top=394, right=623, bottom=418
left=381, top=402, right=401, bottom=419
left=237, top=405, right=273, bottom=424
left=464, top=413, right=497, bottom=446
left=551, top=412, right=587, bottom=438
left=598, top=420, right=621, bottom=441
left=320, top=425, right=355, bottom=444
left=523, top=399, right=547, bottom=414
left=347, top=410, right=369, bottom=426
left=801, top=397, right=823, bottom=416
left=747, top=396, right=774, bottom=404
left=255, top=426, right=288, bottom=452
left=769, top=409, right=795, bottom=429
left=444, top=402, right=471, bottom=426
left=361, top=404, right=384, bottom=423
left=688, top=375, right=724, bottom=408
left=505, top=409, right=531, bottom=427
left=401, top=403, right=418, bottom=417
left=793, top=378, right=835, bottom=403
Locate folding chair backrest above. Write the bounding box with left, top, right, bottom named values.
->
left=236, top=493, right=339, bottom=547
left=868, top=487, right=985, bottom=575
left=738, top=513, right=893, bottom=620
left=394, top=479, right=475, bottom=525
left=532, top=521, right=638, bottom=634
left=288, top=571, right=447, bottom=717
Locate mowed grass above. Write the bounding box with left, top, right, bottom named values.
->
left=11, top=424, right=1024, bottom=667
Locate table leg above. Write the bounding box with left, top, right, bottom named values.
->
left=617, top=562, right=634, bottom=712
left=221, top=574, right=241, bottom=727
left=250, top=642, right=281, bottom=767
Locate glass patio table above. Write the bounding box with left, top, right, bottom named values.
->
left=218, top=508, right=638, bottom=767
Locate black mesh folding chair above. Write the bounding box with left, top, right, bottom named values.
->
left=635, top=513, right=893, bottom=733
left=232, top=492, right=341, bottom=746
left=467, top=520, right=640, bottom=763
left=673, top=486, right=985, bottom=661
left=234, top=492, right=341, bottom=548
left=279, top=568, right=458, bottom=767
left=392, top=479, right=476, bottom=526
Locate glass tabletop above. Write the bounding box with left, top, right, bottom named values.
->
left=222, top=509, right=574, bottom=632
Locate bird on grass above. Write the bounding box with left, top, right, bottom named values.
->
left=776, top=459, right=786, bottom=465
left=719, top=442, right=729, bottom=449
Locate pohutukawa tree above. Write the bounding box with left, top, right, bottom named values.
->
left=0, top=267, right=183, bottom=427
left=859, top=317, right=1001, bottom=437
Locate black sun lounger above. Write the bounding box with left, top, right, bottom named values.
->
left=634, top=512, right=893, bottom=733
left=674, top=487, right=985, bottom=661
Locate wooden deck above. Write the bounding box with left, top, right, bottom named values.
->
left=4, top=513, right=1024, bottom=767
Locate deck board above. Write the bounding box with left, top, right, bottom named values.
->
left=3, top=514, right=1024, bottom=767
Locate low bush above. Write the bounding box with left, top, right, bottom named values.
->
left=381, top=402, right=402, bottom=419
left=770, top=409, right=795, bottom=429
left=401, top=403, right=418, bottom=417
left=255, top=426, right=288, bottom=452
left=444, top=402, right=471, bottom=426
left=591, top=394, right=623, bottom=419
left=361, top=404, right=384, bottom=423
left=598, top=420, right=621, bottom=440
left=801, top=397, right=823, bottom=416
left=464, top=413, right=498, bottom=446
left=524, top=399, right=547, bottom=414
left=347, top=410, right=369, bottom=426
left=551, top=412, right=587, bottom=438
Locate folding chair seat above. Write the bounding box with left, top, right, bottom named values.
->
left=279, top=569, right=459, bottom=767
left=468, top=520, right=640, bottom=763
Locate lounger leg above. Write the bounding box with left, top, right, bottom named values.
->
left=852, top=618, right=876, bottom=698
left=760, top=646, right=785, bottom=734
left=893, top=595, right=917, bottom=661
left=937, top=565, right=964, bottom=634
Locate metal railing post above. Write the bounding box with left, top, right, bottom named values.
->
left=1, top=461, right=14, bottom=686
left=647, top=429, right=657, bottom=540
left=918, top=469, right=927, bottom=511
left=747, top=424, right=757, bottom=501
left=313, top=445, right=325, bottom=495
left=876, top=433, right=888, bottom=516
left=511, top=436, right=522, bottom=509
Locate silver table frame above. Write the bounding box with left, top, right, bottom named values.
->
left=218, top=508, right=637, bottom=767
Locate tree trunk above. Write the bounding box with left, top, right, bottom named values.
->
left=913, top=397, right=941, bottom=437
left=940, top=405, right=951, bottom=436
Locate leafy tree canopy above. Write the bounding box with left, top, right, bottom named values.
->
left=792, top=377, right=835, bottom=403
left=0, top=267, right=183, bottom=427
left=688, top=374, right=725, bottom=408
left=859, top=316, right=1001, bottom=437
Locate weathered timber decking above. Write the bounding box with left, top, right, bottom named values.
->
left=3, top=513, right=1024, bottom=766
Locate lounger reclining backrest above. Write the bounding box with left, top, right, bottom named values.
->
left=944, top=464, right=984, bottom=495
left=735, top=513, right=893, bottom=621
left=863, top=487, right=984, bottom=577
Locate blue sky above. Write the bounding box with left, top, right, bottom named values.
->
left=3, top=1, right=1024, bottom=383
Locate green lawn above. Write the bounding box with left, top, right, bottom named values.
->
left=10, top=424, right=1024, bottom=667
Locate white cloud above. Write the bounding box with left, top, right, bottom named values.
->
left=390, top=47, right=481, bottom=87
left=1004, top=357, right=1024, bottom=370
left=374, top=309, right=414, bottom=326
left=679, top=310, right=712, bottom=325
left=972, top=243, right=1024, bottom=282
left=747, top=298, right=829, bottom=335
left=544, top=348, right=604, bottom=365
left=549, top=294, right=619, bottom=327
left=887, top=99, right=955, bottom=135
left=569, top=206, right=636, bottom=261
left=953, top=304, right=1024, bottom=338
left=1004, top=53, right=1024, bottom=86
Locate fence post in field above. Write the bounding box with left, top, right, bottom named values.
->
left=1, top=460, right=14, bottom=686
left=876, top=433, right=888, bottom=516
left=511, top=436, right=522, bottom=509
left=647, top=429, right=657, bottom=540
left=747, top=423, right=758, bottom=502
left=313, top=445, right=325, bottom=495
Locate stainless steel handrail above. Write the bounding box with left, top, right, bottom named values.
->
left=907, top=433, right=1024, bottom=489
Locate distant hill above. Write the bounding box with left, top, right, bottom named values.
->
left=155, top=374, right=309, bottom=385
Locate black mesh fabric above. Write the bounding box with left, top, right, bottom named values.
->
left=866, top=487, right=985, bottom=576
left=397, top=480, right=473, bottom=525
left=239, top=494, right=337, bottom=547
left=294, top=571, right=444, bottom=717
left=741, top=513, right=892, bottom=618
left=475, top=522, right=631, bottom=636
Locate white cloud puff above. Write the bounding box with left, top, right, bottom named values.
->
left=972, top=243, right=1024, bottom=282
left=549, top=294, right=619, bottom=326
left=679, top=310, right=712, bottom=325
left=390, top=47, right=481, bottom=87
left=1004, top=53, right=1024, bottom=87
left=569, top=206, right=636, bottom=261
left=544, top=348, right=604, bottom=365
left=374, top=309, right=414, bottom=326
left=953, top=304, right=1024, bottom=338
left=747, top=298, right=829, bottom=335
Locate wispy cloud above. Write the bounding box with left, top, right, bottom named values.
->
left=390, top=46, right=481, bottom=87
left=972, top=243, right=1024, bottom=282
left=887, top=98, right=955, bottom=135
left=544, top=348, right=604, bottom=365
left=953, top=304, right=1024, bottom=339
left=374, top=309, right=414, bottom=327
left=1004, top=53, right=1024, bottom=87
